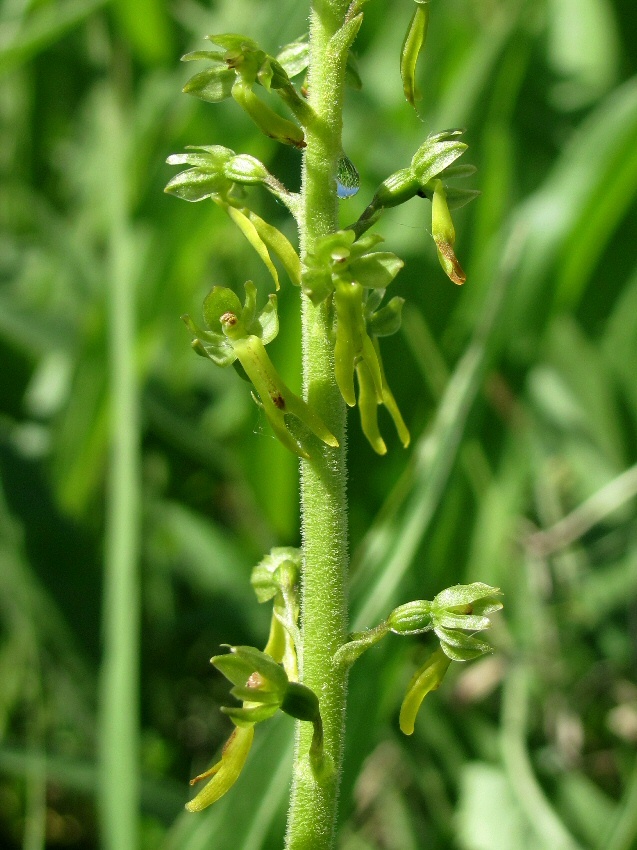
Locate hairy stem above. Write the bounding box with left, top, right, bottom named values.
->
left=285, top=3, right=351, bottom=849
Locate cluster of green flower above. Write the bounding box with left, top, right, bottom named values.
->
left=166, top=28, right=477, bottom=457
left=186, top=548, right=501, bottom=811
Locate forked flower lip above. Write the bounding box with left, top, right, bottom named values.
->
left=185, top=724, right=255, bottom=812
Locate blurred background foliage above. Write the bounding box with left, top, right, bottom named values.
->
left=1, top=0, right=637, bottom=848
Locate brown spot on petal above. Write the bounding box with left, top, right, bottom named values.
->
left=271, top=393, right=286, bottom=410
left=436, top=240, right=466, bottom=285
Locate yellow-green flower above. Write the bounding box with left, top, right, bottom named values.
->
left=186, top=724, right=254, bottom=812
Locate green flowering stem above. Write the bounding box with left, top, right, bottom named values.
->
left=284, top=5, right=357, bottom=850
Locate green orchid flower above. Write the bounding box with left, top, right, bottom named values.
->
left=392, top=583, right=502, bottom=734
left=388, top=582, right=502, bottom=652
left=186, top=642, right=326, bottom=812
left=303, top=230, right=403, bottom=400
left=165, top=146, right=301, bottom=289
left=350, top=131, right=479, bottom=285
left=181, top=33, right=308, bottom=146
left=215, top=646, right=329, bottom=781
left=183, top=282, right=338, bottom=459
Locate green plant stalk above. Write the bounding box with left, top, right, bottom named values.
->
left=97, top=92, right=141, bottom=850
left=285, top=3, right=352, bottom=849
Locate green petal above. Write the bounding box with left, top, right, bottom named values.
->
left=254, top=293, right=279, bottom=346
left=225, top=205, right=280, bottom=289
left=434, top=626, right=491, bottom=662
left=356, top=360, right=387, bottom=455
left=222, top=704, right=279, bottom=724
left=164, top=168, right=230, bottom=202
left=276, top=36, right=309, bottom=78
left=349, top=252, right=404, bottom=289
left=215, top=645, right=289, bottom=692
left=433, top=582, right=502, bottom=609
left=206, top=33, right=259, bottom=52
left=399, top=648, right=451, bottom=735
left=182, top=65, right=235, bottom=102
left=202, top=286, right=243, bottom=331
left=181, top=313, right=235, bottom=366
left=435, top=612, right=492, bottom=631
left=411, top=138, right=467, bottom=188
left=181, top=50, right=225, bottom=63
left=185, top=725, right=254, bottom=812
left=248, top=211, right=301, bottom=286
left=368, top=296, right=404, bottom=337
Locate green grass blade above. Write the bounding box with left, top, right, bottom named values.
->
left=501, top=666, right=583, bottom=850
left=97, top=88, right=142, bottom=850
left=0, top=0, right=107, bottom=76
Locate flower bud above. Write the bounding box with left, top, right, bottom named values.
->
left=251, top=547, right=301, bottom=603
left=388, top=600, right=433, bottom=634
left=400, top=0, right=430, bottom=110
left=370, top=167, right=421, bottom=210
left=224, top=153, right=271, bottom=185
